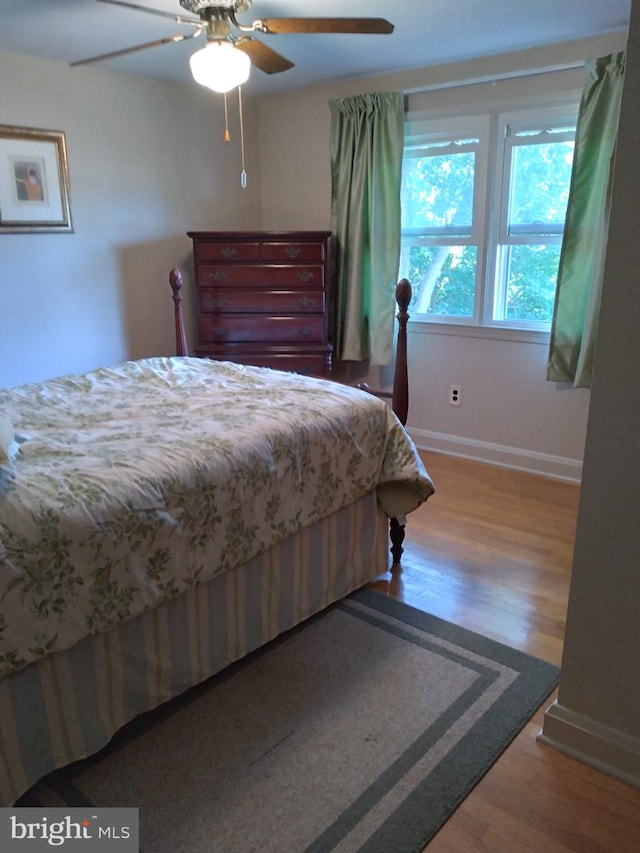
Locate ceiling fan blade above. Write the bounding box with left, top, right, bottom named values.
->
left=70, top=33, right=193, bottom=68
left=234, top=38, right=294, bottom=75
left=96, top=0, right=200, bottom=26
left=258, top=18, right=394, bottom=35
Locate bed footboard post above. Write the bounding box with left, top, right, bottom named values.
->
left=389, top=279, right=411, bottom=565
left=392, top=278, right=411, bottom=427
left=169, top=268, right=189, bottom=357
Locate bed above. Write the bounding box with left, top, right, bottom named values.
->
left=0, top=272, right=433, bottom=806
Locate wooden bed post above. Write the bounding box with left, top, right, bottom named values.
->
left=170, top=268, right=189, bottom=357
left=390, top=279, right=411, bottom=565
left=392, top=279, right=411, bottom=428
left=389, top=518, right=406, bottom=566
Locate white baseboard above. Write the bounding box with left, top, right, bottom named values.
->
left=538, top=700, right=640, bottom=790
left=408, top=426, right=582, bottom=483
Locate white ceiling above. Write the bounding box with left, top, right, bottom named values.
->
left=0, top=0, right=631, bottom=95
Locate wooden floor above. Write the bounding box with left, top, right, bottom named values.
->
left=370, top=451, right=640, bottom=853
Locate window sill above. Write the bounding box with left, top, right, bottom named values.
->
left=407, top=318, right=551, bottom=344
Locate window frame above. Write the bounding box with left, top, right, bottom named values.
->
left=401, top=96, right=580, bottom=337
left=401, top=115, right=491, bottom=326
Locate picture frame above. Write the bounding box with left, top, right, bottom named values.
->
left=0, top=125, right=73, bottom=233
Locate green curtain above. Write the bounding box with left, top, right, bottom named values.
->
left=329, top=92, right=404, bottom=365
left=547, top=53, right=625, bottom=387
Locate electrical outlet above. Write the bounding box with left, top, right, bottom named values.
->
left=449, top=385, right=462, bottom=406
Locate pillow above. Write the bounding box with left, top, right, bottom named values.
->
left=0, top=416, right=14, bottom=460
left=0, top=416, right=19, bottom=473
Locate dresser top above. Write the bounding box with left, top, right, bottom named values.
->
left=187, top=230, right=331, bottom=240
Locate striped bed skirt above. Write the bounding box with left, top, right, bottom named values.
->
left=0, top=492, right=389, bottom=805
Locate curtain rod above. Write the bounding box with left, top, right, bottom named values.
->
left=403, top=60, right=586, bottom=96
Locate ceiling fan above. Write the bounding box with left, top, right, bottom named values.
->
left=72, top=1, right=395, bottom=92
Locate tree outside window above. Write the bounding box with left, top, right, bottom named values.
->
left=400, top=102, right=578, bottom=331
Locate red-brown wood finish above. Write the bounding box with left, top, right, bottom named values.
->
left=169, top=268, right=188, bottom=358
left=188, top=230, right=333, bottom=378
left=392, top=278, right=411, bottom=428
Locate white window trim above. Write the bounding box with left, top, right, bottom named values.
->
left=402, top=92, right=580, bottom=341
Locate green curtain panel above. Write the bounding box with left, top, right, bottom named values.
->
left=547, top=52, right=625, bottom=387
left=329, top=92, right=405, bottom=365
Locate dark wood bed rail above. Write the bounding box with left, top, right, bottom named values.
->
left=169, top=268, right=412, bottom=564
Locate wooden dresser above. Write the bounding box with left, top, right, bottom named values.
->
left=188, top=230, right=333, bottom=377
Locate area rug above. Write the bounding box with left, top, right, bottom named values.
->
left=22, top=588, right=559, bottom=852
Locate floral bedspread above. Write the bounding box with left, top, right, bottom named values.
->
left=0, top=357, right=434, bottom=678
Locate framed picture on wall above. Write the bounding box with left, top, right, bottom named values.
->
left=0, top=125, right=73, bottom=233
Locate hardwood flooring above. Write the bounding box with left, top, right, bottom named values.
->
left=370, top=451, right=640, bottom=853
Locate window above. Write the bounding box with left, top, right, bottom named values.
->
left=400, top=102, right=578, bottom=332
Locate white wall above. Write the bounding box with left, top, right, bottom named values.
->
left=540, top=0, right=640, bottom=787
left=256, top=33, right=626, bottom=479
left=0, top=50, right=261, bottom=388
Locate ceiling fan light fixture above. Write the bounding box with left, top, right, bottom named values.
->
left=189, top=41, right=251, bottom=93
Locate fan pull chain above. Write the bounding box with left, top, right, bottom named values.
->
left=223, top=92, right=230, bottom=143
left=238, top=86, right=247, bottom=189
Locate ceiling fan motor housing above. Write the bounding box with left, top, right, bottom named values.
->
left=179, top=0, right=252, bottom=15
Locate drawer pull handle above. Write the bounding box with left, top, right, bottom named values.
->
left=285, top=246, right=302, bottom=258
left=298, top=297, right=314, bottom=309
left=299, top=326, right=312, bottom=337
left=214, top=326, right=228, bottom=337
left=209, top=271, right=226, bottom=282
left=296, top=271, right=314, bottom=283
left=213, top=297, right=227, bottom=309
left=220, top=246, right=237, bottom=259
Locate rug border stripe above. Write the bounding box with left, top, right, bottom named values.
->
left=321, top=588, right=560, bottom=852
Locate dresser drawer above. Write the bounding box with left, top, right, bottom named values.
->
left=195, top=242, right=260, bottom=262
left=195, top=349, right=332, bottom=377
left=189, top=230, right=332, bottom=378
left=230, top=353, right=331, bottom=375
left=260, top=242, right=326, bottom=262
left=199, top=289, right=325, bottom=314
left=197, top=264, right=324, bottom=288
left=200, top=315, right=325, bottom=344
